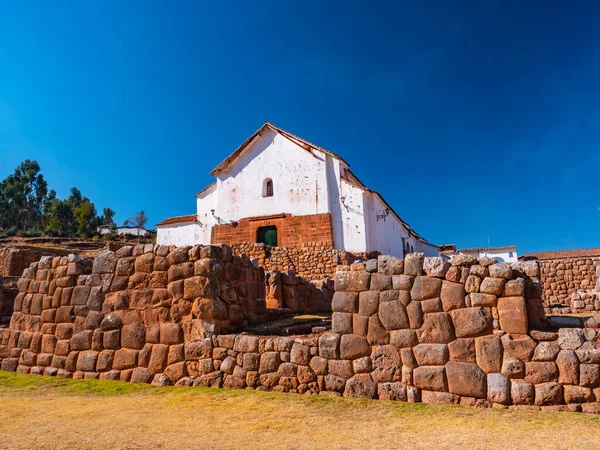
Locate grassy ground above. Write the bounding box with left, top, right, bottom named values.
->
left=1, top=372, right=599, bottom=449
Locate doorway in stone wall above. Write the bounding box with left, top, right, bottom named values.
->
left=257, top=226, right=278, bottom=246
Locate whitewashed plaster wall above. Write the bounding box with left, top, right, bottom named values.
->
left=363, top=192, right=407, bottom=258
left=212, top=129, right=330, bottom=222
left=339, top=179, right=368, bottom=253
left=156, top=222, right=205, bottom=246
left=457, top=248, right=518, bottom=263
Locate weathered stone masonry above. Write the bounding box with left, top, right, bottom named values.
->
left=230, top=242, right=362, bottom=280
left=2, top=250, right=600, bottom=413
left=0, top=248, right=42, bottom=277
left=539, top=257, right=600, bottom=312
left=212, top=213, right=334, bottom=250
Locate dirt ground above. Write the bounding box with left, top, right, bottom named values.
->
left=0, top=372, right=599, bottom=449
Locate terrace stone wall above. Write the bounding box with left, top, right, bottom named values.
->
left=2, top=251, right=600, bottom=414
left=265, top=270, right=333, bottom=313
left=230, top=242, right=364, bottom=280
left=0, top=248, right=43, bottom=277
left=538, top=258, right=600, bottom=313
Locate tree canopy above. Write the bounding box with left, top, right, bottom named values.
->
left=0, top=160, right=117, bottom=237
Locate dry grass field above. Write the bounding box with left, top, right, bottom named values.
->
left=0, top=371, right=599, bottom=450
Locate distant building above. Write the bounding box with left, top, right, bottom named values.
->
left=97, top=225, right=152, bottom=237
left=443, top=246, right=518, bottom=263
left=156, top=122, right=440, bottom=257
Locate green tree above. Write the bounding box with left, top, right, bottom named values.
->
left=74, top=201, right=98, bottom=235
left=0, top=160, right=48, bottom=231
left=102, top=207, right=116, bottom=225
left=45, top=199, right=75, bottom=236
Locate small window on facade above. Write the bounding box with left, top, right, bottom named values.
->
left=509, top=252, right=513, bottom=258
left=263, top=178, right=273, bottom=197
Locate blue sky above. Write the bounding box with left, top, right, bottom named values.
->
left=1, top=1, right=599, bottom=254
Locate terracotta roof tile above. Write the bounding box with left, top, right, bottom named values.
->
left=195, top=182, right=216, bottom=198
left=156, top=214, right=198, bottom=226
left=456, top=246, right=516, bottom=253
left=519, top=248, right=600, bottom=261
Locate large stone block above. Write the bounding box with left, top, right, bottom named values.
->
left=390, top=329, right=418, bottom=348
left=378, top=301, right=409, bottom=331
left=377, top=255, right=404, bottom=275
left=417, top=312, right=455, bottom=344
left=413, top=344, right=449, bottom=366
left=445, top=361, right=486, bottom=398
left=556, top=350, right=579, bottom=385
left=413, top=366, right=447, bottom=392
left=92, top=251, right=118, bottom=274
left=370, top=274, right=392, bottom=292
left=76, top=350, right=98, bottom=372
left=290, top=343, right=311, bottom=365
left=534, top=382, right=563, bottom=406
left=378, top=382, right=407, bottom=401
left=410, top=276, right=442, bottom=301
left=448, top=338, right=476, bottom=363
left=480, top=277, right=505, bottom=296
left=511, top=379, right=534, bottom=405
left=497, top=297, right=528, bottom=334
left=121, top=325, right=146, bottom=350
left=451, top=254, right=477, bottom=267
left=404, top=253, right=424, bottom=276
left=371, top=345, right=401, bottom=383
left=580, top=364, right=600, bottom=388
left=344, top=374, right=377, bottom=398
left=113, top=348, right=138, bottom=370
left=501, top=353, right=525, bottom=379
left=347, top=271, right=371, bottom=292
left=367, top=315, right=389, bottom=345
left=259, top=352, right=281, bottom=374
left=532, top=342, right=560, bottom=362
left=332, top=292, right=359, bottom=313
left=340, top=335, right=370, bottom=360
left=319, top=333, right=340, bottom=359
left=558, top=328, right=585, bottom=350
left=440, top=281, right=465, bottom=311
left=358, top=291, right=379, bottom=316
left=233, top=335, right=259, bottom=353
left=332, top=312, right=353, bottom=334
left=525, top=361, right=558, bottom=384
left=423, top=257, right=450, bottom=278
left=392, top=275, right=414, bottom=291
left=450, top=307, right=492, bottom=338
left=487, top=373, right=510, bottom=404
left=501, top=334, right=536, bottom=361
left=488, top=263, right=512, bottom=280
left=406, top=301, right=423, bottom=329
left=475, top=335, right=502, bottom=373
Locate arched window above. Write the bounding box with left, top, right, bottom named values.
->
left=263, top=178, right=273, bottom=197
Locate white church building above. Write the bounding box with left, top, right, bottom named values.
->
left=156, top=122, right=440, bottom=258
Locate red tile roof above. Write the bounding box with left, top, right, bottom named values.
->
left=519, top=248, right=600, bottom=261
left=156, top=214, right=198, bottom=226
left=195, top=182, right=216, bottom=198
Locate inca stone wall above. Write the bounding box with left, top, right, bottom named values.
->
left=0, top=248, right=43, bottom=277
left=2, top=251, right=600, bottom=414
left=230, top=242, right=364, bottom=280
left=540, top=258, right=600, bottom=313
left=265, top=270, right=333, bottom=312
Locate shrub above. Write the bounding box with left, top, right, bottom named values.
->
left=103, top=233, right=117, bottom=242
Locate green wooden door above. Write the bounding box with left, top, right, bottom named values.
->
left=257, top=226, right=277, bottom=246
